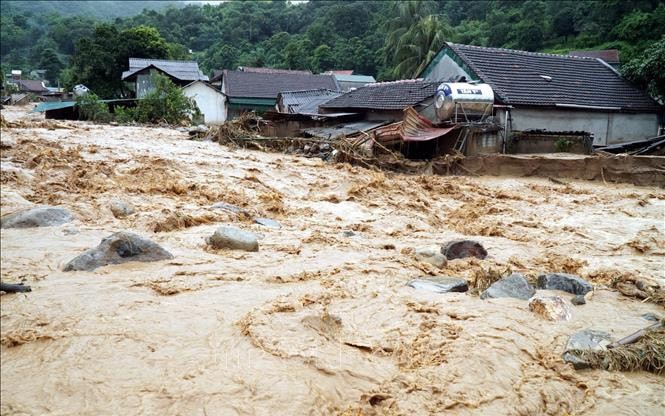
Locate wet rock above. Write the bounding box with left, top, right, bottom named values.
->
left=109, top=199, right=135, bottom=218
left=1, top=206, right=74, bottom=229
left=528, top=295, right=573, bottom=321
left=414, top=247, right=448, bottom=268
left=441, top=239, right=487, bottom=260
left=64, top=231, right=174, bottom=271
left=571, top=295, right=586, bottom=305
left=642, top=312, right=662, bottom=322
left=254, top=217, right=281, bottom=229
left=62, top=225, right=80, bottom=235
left=188, top=125, right=209, bottom=135
left=562, top=329, right=613, bottom=369
left=0, top=282, right=32, bottom=294
left=207, top=226, right=259, bottom=252
left=537, top=273, right=593, bottom=296
left=407, top=277, right=468, bottom=293
left=211, top=202, right=249, bottom=216
left=481, top=273, right=535, bottom=300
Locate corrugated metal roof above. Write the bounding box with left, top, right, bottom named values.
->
left=277, top=89, right=341, bottom=114
left=400, top=107, right=458, bottom=142
left=122, top=58, right=208, bottom=82
left=33, top=101, right=76, bottom=112
left=304, top=120, right=387, bottom=139
left=333, top=74, right=376, bottom=83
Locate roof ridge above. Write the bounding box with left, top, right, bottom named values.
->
left=448, top=42, right=598, bottom=61
left=129, top=57, right=199, bottom=64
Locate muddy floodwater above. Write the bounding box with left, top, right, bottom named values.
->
left=1, top=107, right=664, bottom=415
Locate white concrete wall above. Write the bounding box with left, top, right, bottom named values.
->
left=183, top=83, right=226, bottom=124
left=424, top=54, right=472, bottom=82
left=509, top=107, right=660, bottom=145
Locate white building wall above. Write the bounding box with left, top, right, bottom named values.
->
left=509, top=107, right=660, bottom=146
left=183, top=82, right=227, bottom=124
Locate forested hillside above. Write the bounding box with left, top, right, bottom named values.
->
left=0, top=1, right=184, bottom=21
left=1, top=0, right=663, bottom=100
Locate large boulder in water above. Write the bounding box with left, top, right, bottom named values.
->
left=537, top=273, right=593, bottom=296
left=528, top=295, right=573, bottom=321
left=0, top=282, right=32, bottom=294
left=481, top=273, right=535, bottom=300
left=1, top=206, right=74, bottom=229
left=407, top=277, right=468, bottom=293
left=441, top=239, right=487, bottom=260
left=206, top=226, right=259, bottom=252
left=562, top=329, right=613, bottom=369
left=64, top=231, right=174, bottom=271
left=414, top=247, right=448, bottom=268
left=109, top=199, right=135, bottom=218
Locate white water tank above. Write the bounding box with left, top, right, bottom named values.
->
left=435, top=82, right=494, bottom=121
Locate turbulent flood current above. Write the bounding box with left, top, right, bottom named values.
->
left=1, top=107, right=664, bottom=415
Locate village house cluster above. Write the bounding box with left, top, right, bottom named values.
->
left=22, top=42, right=665, bottom=157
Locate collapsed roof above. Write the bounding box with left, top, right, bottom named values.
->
left=320, top=80, right=438, bottom=111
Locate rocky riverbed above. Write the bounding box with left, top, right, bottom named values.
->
left=1, top=106, right=664, bottom=415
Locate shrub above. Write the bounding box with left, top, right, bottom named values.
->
left=133, top=73, right=200, bottom=124
left=76, top=93, right=112, bottom=123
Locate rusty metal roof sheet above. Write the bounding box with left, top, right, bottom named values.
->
left=400, top=107, right=458, bottom=142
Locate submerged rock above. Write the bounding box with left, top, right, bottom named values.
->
left=441, top=240, right=487, bottom=260
left=109, top=199, right=135, bottom=218
left=481, top=273, right=535, bottom=300
left=1, top=206, right=74, bottom=229
left=211, top=202, right=249, bottom=216
left=562, top=329, right=613, bottom=369
left=64, top=231, right=174, bottom=271
left=571, top=295, right=586, bottom=305
left=0, top=282, right=32, bottom=294
left=529, top=295, right=573, bottom=321
left=207, top=226, right=259, bottom=251
left=254, top=217, right=281, bottom=229
left=414, top=247, right=448, bottom=268
left=641, top=312, right=662, bottom=322
left=537, top=273, right=593, bottom=296
left=407, top=277, right=468, bottom=293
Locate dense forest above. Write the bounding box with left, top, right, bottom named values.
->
left=1, top=0, right=663, bottom=100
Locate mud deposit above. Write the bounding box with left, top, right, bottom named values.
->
left=1, top=107, right=664, bottom=415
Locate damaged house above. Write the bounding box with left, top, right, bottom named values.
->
left=419, top=42, right=664, bottom=146
left=319, top=79, right=439, bottom=121
left=122, top=58, right=209, bottom=98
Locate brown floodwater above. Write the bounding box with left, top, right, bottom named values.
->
left=1, top=107, right=664, bottom=415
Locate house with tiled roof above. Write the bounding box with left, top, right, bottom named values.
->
left=319, top=79, right=439, bottom=121
left=122, top=58, right=208, bottom=98
left=221, top=69, right=339, bottom=120
left=419, top=42, right=663, bottom=145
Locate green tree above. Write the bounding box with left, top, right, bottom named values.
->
left=622, top=38, right=665, bottom=102
left=392, top=15, right=450, bottom=78
left=69, top=24, right=171, bottom=97
left=311, top=44, right=334, bottom=73
left=37, top=48, right=63, bottom=84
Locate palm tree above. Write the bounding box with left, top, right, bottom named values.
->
left=382, top=1, right=450, bottom=79
left=393, top=15, right=449, bottom=78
